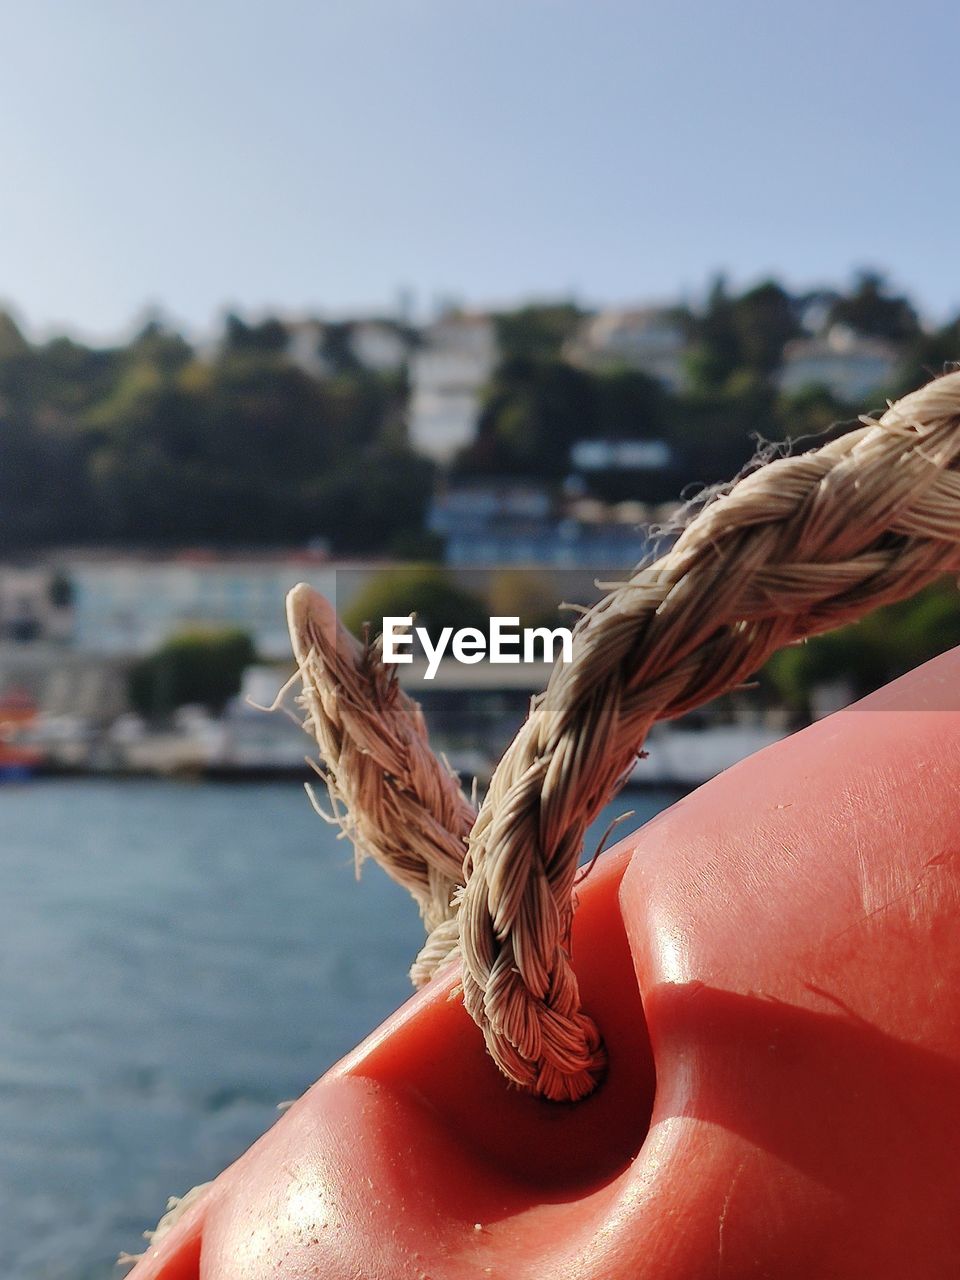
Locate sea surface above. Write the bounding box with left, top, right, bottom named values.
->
left=0, top=778, right=681, bottom=1279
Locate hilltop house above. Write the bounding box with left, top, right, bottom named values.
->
left=285, top=318, right=414, bottom=379
left=565, top=308, right=690, bottom=391
left=778, top=325, right=900, bottom=403
left=408, top=313, right=498, bottom=462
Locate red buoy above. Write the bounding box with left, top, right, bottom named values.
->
left=128, top=647, right=960, bottom=1279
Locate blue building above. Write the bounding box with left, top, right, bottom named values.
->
left=429, top=484, right=655, bottom=569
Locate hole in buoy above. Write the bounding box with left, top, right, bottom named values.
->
left=358, top=849, right=655, bottom=1197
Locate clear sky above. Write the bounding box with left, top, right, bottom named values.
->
left=1, top=0, right=957, bottom=341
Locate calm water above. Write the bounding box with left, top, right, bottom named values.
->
left=0, top=779, right=679, bottom=1279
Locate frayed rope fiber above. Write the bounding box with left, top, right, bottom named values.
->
left=290, top=370, right=960, bottom=1102
left=286, top=588, right=475, bottom=987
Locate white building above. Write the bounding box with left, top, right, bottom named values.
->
left=565, top=309, right=690, bottom=391
left=285, top=320, right=330, bottom=378
left=778, top=325, right=900, bottom=403
left=349, top=321, right=412, bottom=372
left=0, top=566, right=72, bottom=643
left=570, top=438, right=673, bottom=472
left=61, top=553, right=373, bottom=659
left=408, top=313, right=498, bottom=462
left=285, top=319, right=412, bottom=379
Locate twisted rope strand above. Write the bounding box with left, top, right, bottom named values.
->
left=454, top=371, right=960, bottom=1100
left=286, top=374, right=960, bottom=1100
left=286, top=584, right=475, bottom=985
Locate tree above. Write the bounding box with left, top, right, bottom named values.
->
left=309, top=446, right=436, bottom=554
left=684, top=275, right=740, bottom=390
left=0, top=310, right=29, bottom=359
left=129, top=319, right=194, bottom=375
left=341, top=566, right=488, bottom=643
left=223, top=313, right=289, bottom=354
left=596, top=368, right=668, bottom=439
left=894, top=314, right=960, bottom=397
left=729, top=281, right=800, bottom=374
left=128, top=628, right=257, bottom=718
left=494, top=303, right=584, bottom=362
left=0, top=276, right=941, bottom=562
left=0, top=408, right=95, bottom=548
left=828, top=270, right=920, bottom=343
left=463, top=357, right=598, bottom=478
left=670, top=370, right=779, bottom=485
left=773, top=385, right=855, bottom=447
left=320, top=322, right=362, bottom=374
left=487, top=569, right=562, bottom=631
left=83, top=346, right=410, bottom=546
left=686, top=277, right=800, bottom=389
left=764, top=580, right=960, bottom=719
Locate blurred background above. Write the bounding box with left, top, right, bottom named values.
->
left=2, top=2, right=959, bottom=1275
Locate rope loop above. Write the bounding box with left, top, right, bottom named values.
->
left=291, top=371, right=960, bottom=1101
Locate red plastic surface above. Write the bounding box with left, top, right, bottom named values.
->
left=130, top=649, right=960, bottom=1278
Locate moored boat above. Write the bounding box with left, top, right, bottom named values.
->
left=0, top=688, right=45, bottom=779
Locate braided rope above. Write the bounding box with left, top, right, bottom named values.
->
left=288, top=372, right=960, bottom=1101
left=451, top=370, right=960, bottom=1100
left=286, top=585, right=474, bottom=986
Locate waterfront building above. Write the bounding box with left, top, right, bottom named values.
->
left=428, top=482, right=654, bottom=569
left=0, top=566, right=75, bottom=644
left=442, top=518, right=652, bottom=568
left=58, top=552, right=374, bottom=658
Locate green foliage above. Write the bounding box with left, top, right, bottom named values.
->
left=73, top=332, right=408, bottom=546
left=385, top=528, right=445, bottom=562
left=129, top=319, right=193, bottom=374
left=464, top=357, right=597, bottom=478
left=685, top=276, right=800, bottom=390
left=461, top=358, right=671, bottom=488
left=128, top=628, right=257, bottom=717
left=667, top=370, right=779, bottom=484
left=494, top=303, right=584, bottom=362
left=487, top=570, right=562, bottom=631
left=223, top=313, right=288, bottom=354
left=827, top=270, right=920, bottom=343
left=772, top=385, right=854, bottom=445
left=341, top=566, right=488, bottom=642
left=0, top=311, right=29, bottom=359
left=596, top=367, right=668, bottom=437
left=729, top=281, right=802, bottom=373
left=320, top=322, right=362, bottom=374
left=305, top=446, right=436, bottom=554
left=894, top=319, right=960, bottom=397
left=0, top=305, right=426, bottom=553
left=0, top=278, right=954, bottom=561
left=764, top=580, right=960, bottom=716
